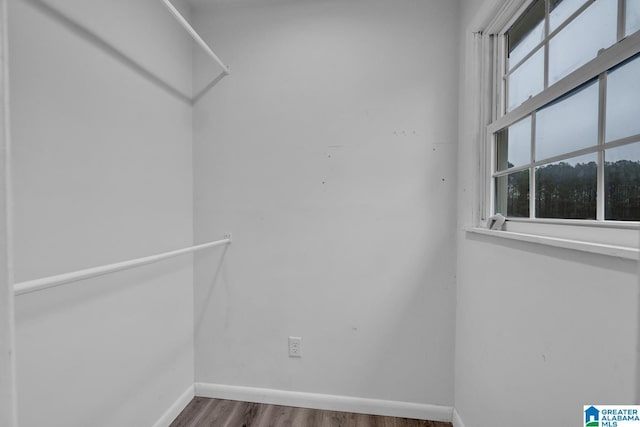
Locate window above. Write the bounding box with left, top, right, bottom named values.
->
left=490, top=0, right=640, bottom=227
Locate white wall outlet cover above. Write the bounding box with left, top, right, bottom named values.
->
left=288, top=336, right=302, bottom=357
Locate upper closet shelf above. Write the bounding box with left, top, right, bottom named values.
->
left=161, top=0, right=230, bottom=75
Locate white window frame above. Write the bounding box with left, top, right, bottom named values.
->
left=474, top=0, right=640, bottom=255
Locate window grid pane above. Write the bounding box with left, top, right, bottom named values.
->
left=627, top=0, right=640, bottom=36
left=605, top=142, right=640, bottom=220
left=535, top=80, right=599, bottom=161
left=508, top=0, right=545, bottom=69
left=605, top=54, right=640, bottom=142
left=535, top=153, right=598, bottom=219
left=496, top=170, right=530, bottom=217
left=507, top=48, right=545, bottom=111
left=496, top=116, right=532, bottom=171
left=548, top=0, right=618, bottom=85
left=550, top=0, right=588, bottom=31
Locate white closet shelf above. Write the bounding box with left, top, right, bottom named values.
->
left=14, top=235, right=232, bottom=296
left=162, top=0, right=230, bottom=75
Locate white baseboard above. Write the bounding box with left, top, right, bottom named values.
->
left=153, top=384, right=195, bottom=427
left=452, top=408, right=467, bottom=427
left=194, top=382, right=453, bottom=422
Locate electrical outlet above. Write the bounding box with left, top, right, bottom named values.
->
left=288, top=336, right=302, bottom=357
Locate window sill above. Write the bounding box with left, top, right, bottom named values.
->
left=465, top=226, right=639, bottom=260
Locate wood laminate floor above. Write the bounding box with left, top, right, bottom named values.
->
left=170, top=398, right=453, bottom=427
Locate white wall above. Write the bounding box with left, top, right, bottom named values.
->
left=0, top=0, right=17, bottom=425
left=9, top=0, right=195, bottom=425
left=192, top=0, right=459, bottom=409
left=455, top=1, right=640, bottom=426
